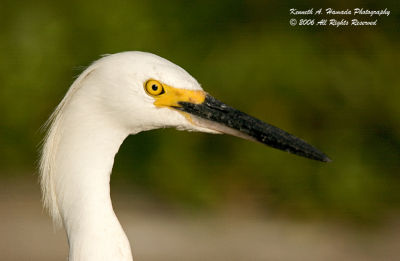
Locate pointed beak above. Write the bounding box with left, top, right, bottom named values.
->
left=149, top=82, right=330, bottom=162
left=176, top=94, right=331, bottom=162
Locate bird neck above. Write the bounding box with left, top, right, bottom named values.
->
left=53, top=99, right=132, bottom=261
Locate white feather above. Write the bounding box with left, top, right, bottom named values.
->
left=39, top=52, right=213, bottom=260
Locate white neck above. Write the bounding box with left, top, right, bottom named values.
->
left=52, top=94, right=132, bottom=261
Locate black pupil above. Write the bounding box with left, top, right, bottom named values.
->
left=152, top=84, right=158, bottom=91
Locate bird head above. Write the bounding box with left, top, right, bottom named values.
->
left=76, top=51, right=330, bottom=162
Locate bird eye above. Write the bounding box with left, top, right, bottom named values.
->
left=145, top=80, right=164, bottom=96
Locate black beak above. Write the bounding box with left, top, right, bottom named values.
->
left=177, top=94, right=331, bottom=162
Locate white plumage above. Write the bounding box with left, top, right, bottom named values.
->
left=40, top=51, right=329, bottom=261
left=40, top=52, right=220, bottom=260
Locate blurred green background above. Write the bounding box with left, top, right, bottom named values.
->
left=1, top=0, right=399, bottom=224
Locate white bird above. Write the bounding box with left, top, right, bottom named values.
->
left=39, top=51, right=329, bottom=261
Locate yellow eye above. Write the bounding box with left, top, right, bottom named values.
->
left=145, top=80, right=164, bottom=96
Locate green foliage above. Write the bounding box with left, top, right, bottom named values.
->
left=1, top=0, right=399, bottom=221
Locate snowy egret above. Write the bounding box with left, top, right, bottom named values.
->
left=39, top=51, right=330, bottom=261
